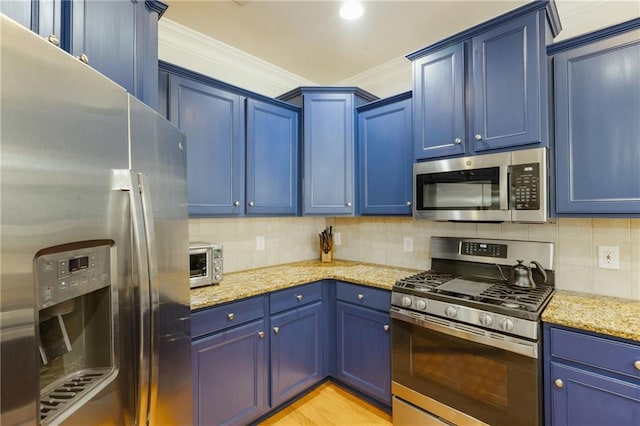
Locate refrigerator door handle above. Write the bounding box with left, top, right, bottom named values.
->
left=113, top=169, right=159, bottom=424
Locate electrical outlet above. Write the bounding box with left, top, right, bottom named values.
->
left=403, top=237, right=413, bottom=253
left=256, top=236, right=265, bottom=251
left=334, top=232, right=341, bottom=246
left=598, top=246, right=619, bottom=270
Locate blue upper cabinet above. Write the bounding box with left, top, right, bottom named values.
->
left=412, top=45, right=466, bottom=159
left=278, top=87, right=378, bottom=216
left=550, top=20, right=640, bottom=216
left=0, top=0, right=165, bottom=109
left=168, top=74, right=246, bottom=216
left=246, top=99, right=299, bottom=216
left=357, top=92, right=413, bottom=215
left=408, top=1, right=560, bottom=160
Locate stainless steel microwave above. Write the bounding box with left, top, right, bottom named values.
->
left=189, top=242, right=223, bottom=288
left=413, top=147, right=548, bottom=222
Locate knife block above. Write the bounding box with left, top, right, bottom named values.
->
left=320, top=243, right=333, bottom=263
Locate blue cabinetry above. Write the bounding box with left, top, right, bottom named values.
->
left=543, top=324, right=640, bottom=426
left=278, top=87, right=377, bottom=215
left=335, top=282, right=391, bottom=406
left=1, top=0, right=165, bottom=109
left=550, top=20, right=640, bottom=215
left=191, top=297, right=268, bottom=426
left=162, top=63, right=301, bottom=217
left=357, top=92, right=413, bottom=215
left=408, top=1, right=559, bottom=160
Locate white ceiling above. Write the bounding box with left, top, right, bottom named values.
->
left=163, top=0, right=640, bottom=85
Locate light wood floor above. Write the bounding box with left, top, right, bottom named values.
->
left=259, top=382, right=392, bottom=426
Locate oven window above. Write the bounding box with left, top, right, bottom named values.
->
left=416, top=167, right=501, bottom=210
left=190, top=253, right=208, bottom=278
left=392, top=318, right=539, bottom=426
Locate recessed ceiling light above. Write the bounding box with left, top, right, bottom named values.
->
left=340, top=1, right=364, bottom=20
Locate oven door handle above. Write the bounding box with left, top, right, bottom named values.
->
left=390, top=309, right=538, bottom=359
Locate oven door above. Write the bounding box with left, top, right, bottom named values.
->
left=189, top=248, right=212, bottom=288
left=391, top=309, right=541, bottom=426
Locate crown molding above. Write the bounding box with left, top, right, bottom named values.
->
left=335, top=56, right=412, bottom=98
left=158, top=18, right=316, bottom=97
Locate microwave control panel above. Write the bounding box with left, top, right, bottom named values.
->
left=511, top=163, right=540, bottom=210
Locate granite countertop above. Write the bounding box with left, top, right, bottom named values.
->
left=190, top=260, right=419, bottom=311
left=543, top=290, right=640, bottom=343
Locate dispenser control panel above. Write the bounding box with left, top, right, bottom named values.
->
left=36, top=243, right=112, bottom=309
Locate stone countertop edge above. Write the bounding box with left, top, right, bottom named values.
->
left=542, top=290, right=640, bottom=343
left=190, top=259, right=420, bottom=312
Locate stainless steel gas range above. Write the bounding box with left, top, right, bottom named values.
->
left=391, top=237, right=555, bottom=426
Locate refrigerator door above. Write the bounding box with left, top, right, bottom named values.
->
left=1, top=16, right=135, bottom=424
left=129, top=95, right=193, bottom=425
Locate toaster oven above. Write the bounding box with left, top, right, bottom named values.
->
left=189, top=242, right=223, bottom=288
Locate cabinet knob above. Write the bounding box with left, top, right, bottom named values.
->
left=554, top=378, right=564, bottom=389
left=227, top=313, right=235, bottom=321
left=178, top=141, right=184, bottom=152
left=474, top=134, right=482, bottom=141
left=77, top=53, right=89, bottom=64
left=405, top=201, right=412, bottom=207
left=248, top=201, right=254, bottom=207
left=258, top=331, right=265, bottom=339
left=273, top=327, right=280, bottom=334
left=357, top=294, right=364, bottom=301
left=234, top=201, right=240, bottom=206
left=296, top=294, right=303, bottom=301
left=346, top=202, right=352, bottom=207
left=383, top=324, right=390, bottom=332
left=454, top=138, right=462, bottom=144
left=634, top=360, right=640, bottom=371
left=47, top=34, right=60, bottom=47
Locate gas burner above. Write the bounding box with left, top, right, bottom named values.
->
left=395, top=271, right=458, bottom=292
left=501, top=301, right=522, bottom=309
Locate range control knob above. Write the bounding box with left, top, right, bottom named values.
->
left=500, top=318, right=514, bottom=332
left=401, top=296, right=412, bottom=307
left=415, top=299, right=427, bottom=311
left=445, top=306, right=457, bottom=318
left=479, top=314, right=493, bottom=327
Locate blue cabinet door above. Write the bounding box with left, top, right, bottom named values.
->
left=471, top=12, right=543, bottom=151
left=270, top=301, right=324, bottom=406
left=0, top=0, right=40, bottom=31
left=412, top=44, right=466, bottom=159
left=554, top=29, right=640, bottom=214
left=246, top=98, right=299, bottom=215
left=548, top=362, right=640, bottom=426
left=303, top=93, right=355, bottom=215
left=168, top=75, right=245, bottom=216
left=358, top=95, right=413, bottom=215
left=192, top=319, right=268, bottom=426
left=336, top=302, right=391, bottom=405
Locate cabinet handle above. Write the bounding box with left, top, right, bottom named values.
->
left=47, top=34, right=60, bottom=47
left=634, top=360, right=640, bottom=371
left=346, top=202, right=352, bottom=207
left=554, top=378, right=564, bottom=389
left=383, top=325, right=390, bottom=332
left=474, top=134, right=482, bottom=141
left=357, top=294, right=364, bottom=301
left=248, top=201, right=254, bottom=207
left=273, top=327, right=279, bottom=334
left=405, top=201, right=412, bottom=207
left=258, top=331, right=265, bottom=338
left=454, top=138, right=462, bottom=144
left=296, top=294, right=303, bottom=301
left=234, top=201, right=240, bottom=207
left=227, top=313, right=234, bottom=320
left=77, top=53, right=89, bottom=64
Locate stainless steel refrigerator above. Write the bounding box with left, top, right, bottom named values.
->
left=1, top=15, right=193, bottom=425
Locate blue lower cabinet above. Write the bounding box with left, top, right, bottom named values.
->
left=192, top=319, right=268, bottom=426
left=270, top=301, right=324, bottom=406
left=336, top=301, right=391, bottom=405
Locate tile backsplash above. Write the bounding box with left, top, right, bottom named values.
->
left=189, top=217, right=640, bottom=300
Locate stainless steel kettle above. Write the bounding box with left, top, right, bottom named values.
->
left=508, top=260, right=547, bottom=289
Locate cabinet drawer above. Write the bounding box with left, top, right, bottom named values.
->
left=270, top=281, right=322, bottom=314
left=549, top=327, right=640, bottom=380
left=337, top=282, right=390, bottom=312
left=192, top=296, right=265, bottom=339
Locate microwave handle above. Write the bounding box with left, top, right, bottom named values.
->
left=500, top=165, right=509, bottom=210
